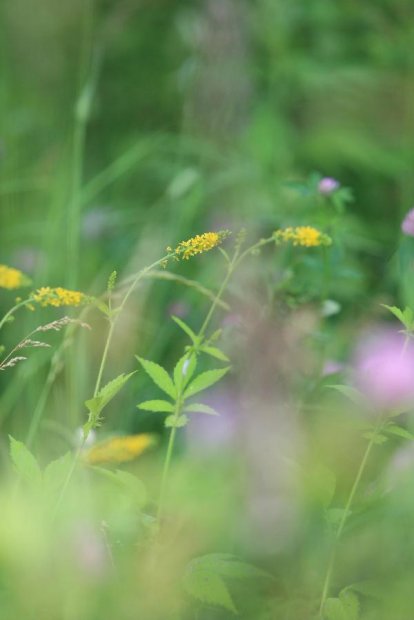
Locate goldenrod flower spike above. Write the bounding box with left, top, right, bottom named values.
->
left=274, top=226, right=332, bottom=248
left=0, top=264, right=30, bottom=290
left=32, top=286, right=89, bottom=308
left=174, top=231, right=229, bottom=260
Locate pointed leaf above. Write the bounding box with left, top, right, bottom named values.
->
left=43, top=452, right=73, bottom=497
left=136, top=356, right=176, bottom=399
left=185, top=403, right=219, bottom=416
left=171, top=316, right=198, bottom=343
left=386, top=424, right=414, bottom=441
left=137, top=400, right=174, bottom=413
left=9, top=436, right=42, bottom=486
left=165, top=414, right=188, bottom=428
left=85, top=372, right=135, bottom=416
left=184, top=367, right=230, bottom=399
left=381, top=304, right=405, bottom=325
left=201, top=346, right=229, bottom=362
left=183, top=566, right=237, bottom=614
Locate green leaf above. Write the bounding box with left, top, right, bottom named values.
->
left=386, top=424, right=414, bottom=441
left=85, top=372, right=135, bottom=417
left=171, top=316, right=198, bottom=344
left=362, top=431, right=388, bottom=445
left=137, top=400, right=174, bottom=413
left=184, top=403, right=219, bottom=416
left=43, top=452, right=73, bottom=497
left=184, top=568, right=237, bottom=614
left=200, top=346, right=229, bottom=362
left=382, top=304, right=406, bottom=326
left=328, top=385, right=365, bottom=406
left=173, top=353, right=197, bottom=391
left=9, top=436, right=42, bottom=486
left=183, top=554, right=271, bottom=615
left=165, top=414, right=188, bottom=428
left=184, top=367, right=230, bottom=399
left=339, top=589, right=360, bottom=620
left=136, top=357, right=176, bottom=399
left=323, top=597, right=347, bottom=620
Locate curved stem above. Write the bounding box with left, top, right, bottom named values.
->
left=0, top=299, right=32, bottom=332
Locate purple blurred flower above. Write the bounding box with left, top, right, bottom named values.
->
left=354, top=329, right=414, bottom=411
left=166, top=300, right=190, bottom=318
left=401, top=209, right=414, bottom=237
left=322, top=360, right=344, bottom=376
left=186, top=388, right=238, bottom=453
left=318, top=177, right=340, bottom=195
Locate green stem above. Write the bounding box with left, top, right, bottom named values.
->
left=319, top=430, right=378, bottom=617
left=0, top=298, right=32, bottom=332
left=156, top=398, right=182, bottom=526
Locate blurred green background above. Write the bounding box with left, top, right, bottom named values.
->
left=2, top=2, right=414, bottom=619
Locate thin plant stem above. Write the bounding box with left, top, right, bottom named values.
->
left=319, top=427, right=380, bottom=616
left=0, top=298, right=32, bottom=332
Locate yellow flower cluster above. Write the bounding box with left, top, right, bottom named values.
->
left=83, top=434, right=156, bottom=465
left=274, top=226, right=332, bottom=248
left=0, top=264, right=29, bottom=290
left=32, top=286, right=86, bottom=307
left=173, top=231, right=228, bottom=260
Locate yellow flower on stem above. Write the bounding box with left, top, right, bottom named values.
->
left=32, top=286, right=89, bottom=308
left=174, top=231, right=229, bottom=260
left=274, top=226, right=332, bottom=248
left=0, top=265, right=30, bottom=290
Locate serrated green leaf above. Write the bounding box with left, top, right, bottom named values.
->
left=43, top=452, right=73, bottom=497
left=85, top=372, right=135, bottom=417
left=200, top=346, right=229, bottom=362
left=165, top=414, right=188, bottom=428
left=184, top=403, right=219, bottom=416
left=9, top=436, right=42, bottom=486
left=403, top=307, right=414, bottom=329
left=183, top=563, right=237, bottom=614
left=199, top=554, right=272, bottom=581
left=184, top=568, right=237, bottom=614
left=381, top=304, right=405, bottom=325
left=184, top=367, right=230, bottom=399
left=173, top=353, right=197, bottom=391
left=171, top=316, right=198, bottom=343
left=137, top=400, right=174, bottom=413
left=323, top=597, right=347, bottom=620
left=92, top=467, right=147, bottom=507
left=339, top=589, right=360, bottom=620
left=136, top=356, right=176, bottom=399
left=183, top=554, right=271, bottom=615
left=328, top=385, right=365, bottom=406
left=386, top=424, right=414, bottom=441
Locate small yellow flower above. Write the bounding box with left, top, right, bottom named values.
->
left=274, top=226, right=331, bottom=248
left=82, top=434, right=157, bottom=465
left=32, top=286, right=88, bottom=308
left=174, top=231, right=229, bottom=260
left=0, top=265, right=30, bottom=290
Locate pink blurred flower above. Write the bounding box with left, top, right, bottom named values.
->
left=322, top=360, right=344, bottom=376
left=71, top=521, right=109, bottom=580
left=401, top=208, right=414, bottom=237
left=354, top=329, right=414, bottom=411
left=318, top=177, right=339, bottom=195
